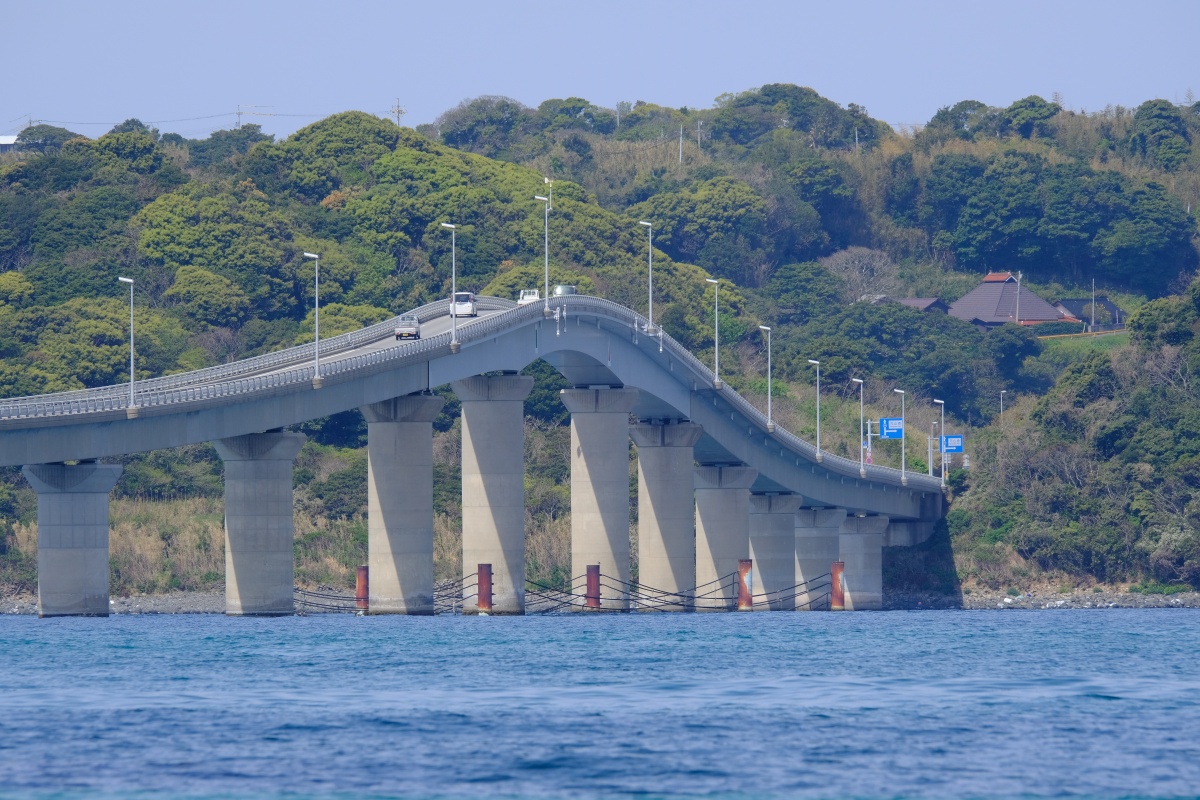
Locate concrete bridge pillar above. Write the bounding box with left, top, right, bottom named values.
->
left=694, top=464, right=757, bottom=611
left=560, top=387, right=639, bottom=610
left=840, top=514, right=890, bottom=611
left=22, top=462, right=123, bottom=617
left=214, top=431, right=306, bottom=616
left=361, top=393, right=446, bottom=615
left=749, top=494, right=802, bottom=611
left=454, top=374, right=534, bottom=614
left=795, top=508, right=847, bottom=611
left=631, top=420, right=702, bottom=610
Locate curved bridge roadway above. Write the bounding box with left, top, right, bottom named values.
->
left=1, top=295, right=944, bottom=617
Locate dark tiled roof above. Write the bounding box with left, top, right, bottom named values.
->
left=948, top=277, right=1066, bottom=324
left=893, top=297, right=948, bottom=312
left=1054, top=297, right=1124, bottom=321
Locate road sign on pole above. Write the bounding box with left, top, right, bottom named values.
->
left=941, top=434, right=964, bottom=453
left=880, top=417, right=904, bottom=439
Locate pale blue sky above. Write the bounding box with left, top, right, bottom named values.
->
left=5, top=0, right=1198, bottom=140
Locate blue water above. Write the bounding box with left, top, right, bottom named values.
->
left=1, top=610, right=1199, bottom=800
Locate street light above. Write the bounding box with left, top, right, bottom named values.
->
left=759, top=326, right=773, bottom=432
left=933, top=399, right=946, bottom=488
left=440, top=223, right=459, bottom=352
left=303, top=252, right=321, bottom=385
left=544, top=176, right=552, bottom=211
left=1000, top=390, right=1007, bottom=423
left=894, top=388, right=907, bottom=484
left=535, top=195, right=551, bottom=317
left=706, top=278, right=721, bottom=389
left=118, top=276, right=135, bottom=415
left=638, top=220, right=655, bottom=335
left=808, top=359, right=821, bottom=460
left=852, top=378, right=865, bottom=477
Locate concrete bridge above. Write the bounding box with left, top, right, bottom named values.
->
left=0, top=296, right=944, bottom=617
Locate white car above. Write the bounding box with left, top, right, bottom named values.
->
left=451, top=292, right=477, bottom=317
left=517, top=289, right=541, bottom=305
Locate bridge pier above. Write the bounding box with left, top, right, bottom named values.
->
left=694, top=464, right=757, bottom=611
left=749, top=494, right=802, bottom=611
left=560, top=387, right=639, bottom=611
left=214, top=431, right=306, bottom=616
left=361, top=394, right=445, bottom=614
left=631, top=420, right=702, bottom=611
left=840, top=515, right=889, bottom=611
left=22, top=462, right=123, bottom=617
left=795, top=508, right=847, bottom=610
left=455, top=375, right=534, bottom=615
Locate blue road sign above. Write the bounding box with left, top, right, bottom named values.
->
left=880, top=417, right=904, bottom=439
left=941, top=434, right=964, bottom=453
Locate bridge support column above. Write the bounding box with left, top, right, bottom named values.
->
left=455, top=375, right=534, bottom=615
left=215, top=431, right=306, bottom=616
left=361, top=393, right=446, bottom=615
left=694, top=465, right=757, bottom=611
left=840, top=515, right=889, bottom=611
left=22, top=462, right=123, bottom=617
left=795, top=508, right=847, bottom=611
left=560, top=387, right=639, bottom=611
left=749, top=494, right=802, bottom=611
left=631, top=421, right=702, bottom=610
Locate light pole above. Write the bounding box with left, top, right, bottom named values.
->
left=638, top=220, right=655, bottom=335
left=933, top=399, right=946, bottom=488
left=1000, top=390, right=1006, bottom=423
left=706, top=278, right=721, bottom=389
left=808, top=359, right=821, bottom=460
left=894, top=388, right=906, bottom=484
left=760, top=326, right=773, bottom=432
left=303, top=252, right=321, bottom=385
left=852, top=378, right=865, bottom=476
left=545, top=176, right=552, bottom=210
left=118, top=276, right=135, bottom=414
left=535, top=195, right=551, bottom=317
left=440, top=223, right=459, bottom=352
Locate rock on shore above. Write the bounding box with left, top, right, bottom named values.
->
left=886, top=588, right=1200, bottom=610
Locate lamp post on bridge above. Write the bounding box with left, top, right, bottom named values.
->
left=852, top=377, right=865, bottom=477
left=440, top=223, right=459, bottom=352
left=707, top=278, right=721, bottom=389
left=808, top=359, right=821, bottom=461
left=118, top=276, right=135, bottom=415
left=933, top=398, right=946, bottom=488
left=535, top=195, right=551, bottom=318
left=638, top=220, right=655, bottom=335
left=302, top=252, right=322, bottom=386
left=894, top=388, right=907, bottom=485
left=759, top=325, right=773, bottom=432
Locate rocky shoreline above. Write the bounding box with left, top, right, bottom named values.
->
left=4, top=586, right=1200, bottom=614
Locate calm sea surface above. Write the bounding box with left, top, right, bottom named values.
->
left=1, top=609, right=1198, bottom=800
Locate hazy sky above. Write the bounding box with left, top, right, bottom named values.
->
left=5, top=0, right=1197, bottom=140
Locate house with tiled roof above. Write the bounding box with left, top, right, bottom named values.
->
left=948, top=272, right=1078, bottom=330
left=873, top=296, right=949, bottom=313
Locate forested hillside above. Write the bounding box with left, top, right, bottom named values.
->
left=1, top=84, right=1198, bottom=595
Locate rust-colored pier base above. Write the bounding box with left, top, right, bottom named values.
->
left=477, top=563, right=493, bottom=614
left=586, top=564, right=601, bottom=609
left=830, top=561, right=845, bottom=611
left=737, top=559, right=753, bottom=611
left=355, top=565, right=369, bottom=612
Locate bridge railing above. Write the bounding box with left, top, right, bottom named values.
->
left=0, top=296, right=514, bottom=419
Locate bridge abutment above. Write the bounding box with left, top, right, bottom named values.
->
left=749, top=494, right=802, bottom=611
left=214, top=431, right=306, bottom=616
left=22, top=462, right=123, bottom=617
left=840, top=515, right=889, bottom=611
left=455, top=375, right=534, bottom=615
left=795, top=508, right=847, bottom=611
left=361, top=394, right=445, bottom=615
left=560, top=387, right=639, bottom=611
left=631, top=420, right=702, bottom=611
left=694, top=465, right=757, bottom=611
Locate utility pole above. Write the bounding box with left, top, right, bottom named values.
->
left=679, top=125, right=683, bottom=163
left=697, top=119, right=703, bottom=150
left=391, top=99, right=406, bottom=127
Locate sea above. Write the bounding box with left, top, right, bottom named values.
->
left=1, top=609, right=1198, bottom=800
